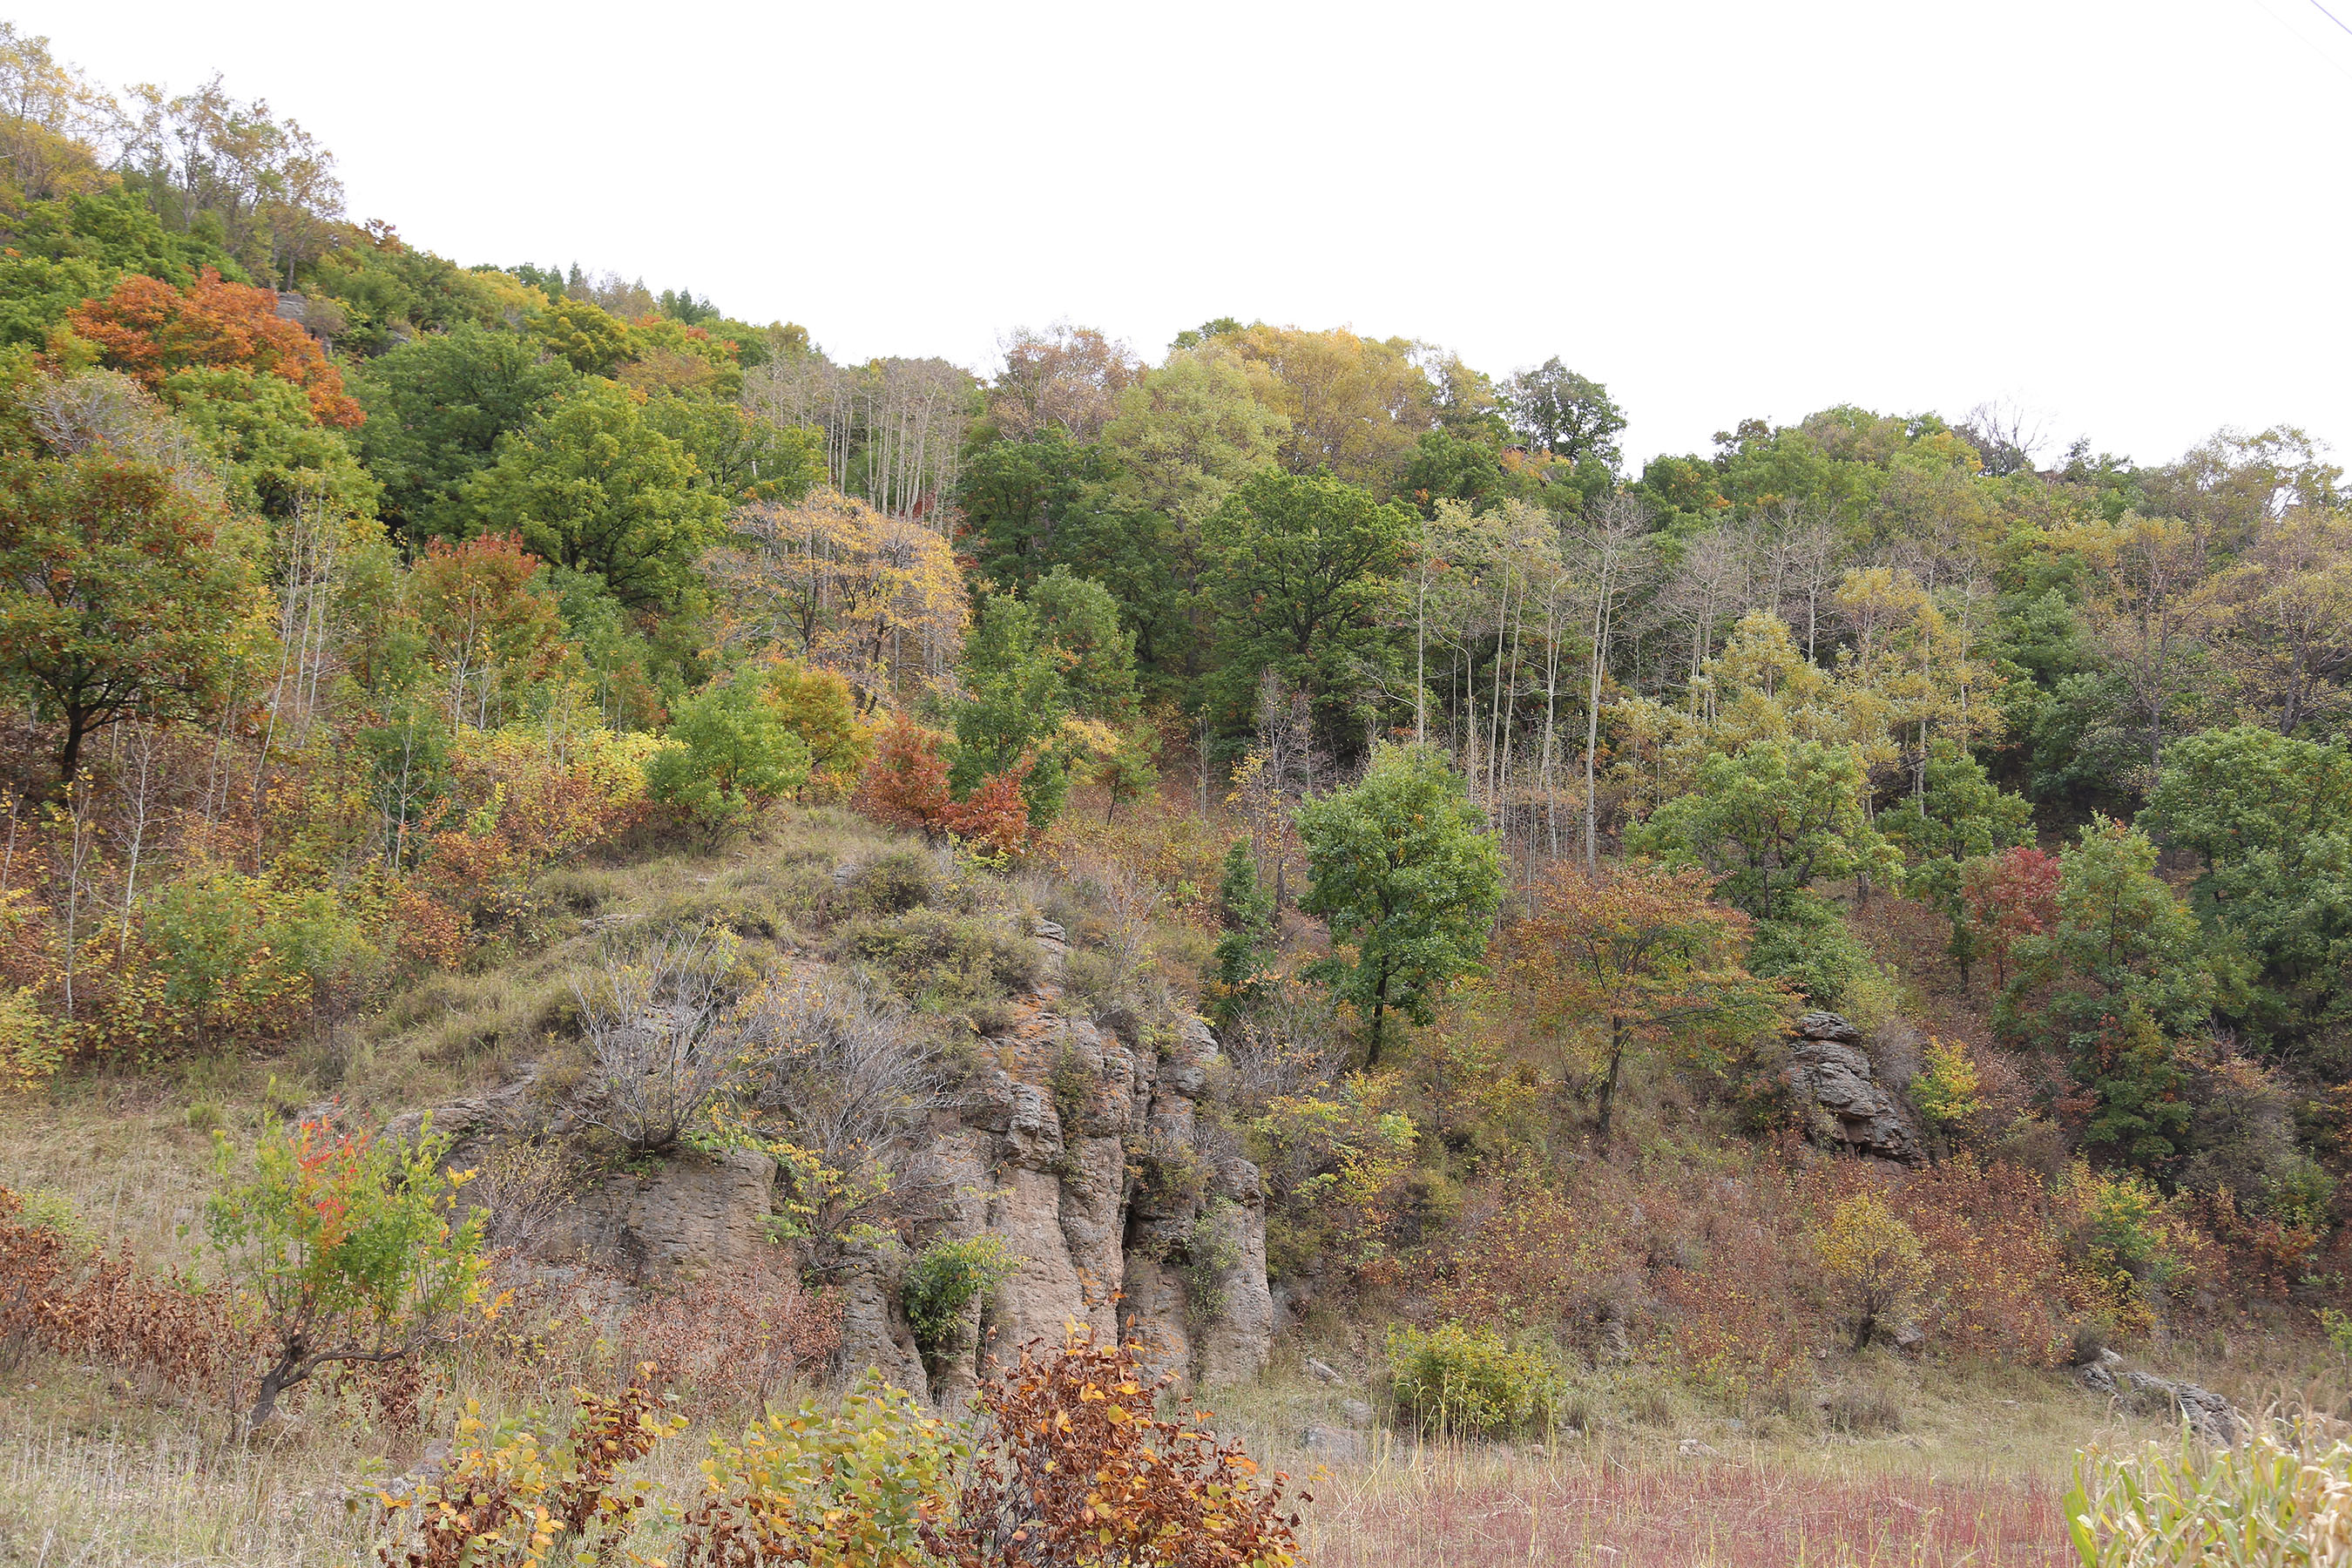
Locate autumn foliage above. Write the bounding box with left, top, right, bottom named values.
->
left=1957, top=845, right=2062, bottom=989
left=0, top=1186, right=257, bottom=1399
left=856, top=720, right=952, bottom=832
left=934, top=1323, right=1303, bottom=1567
left=68, top=268, right=365, bottom=428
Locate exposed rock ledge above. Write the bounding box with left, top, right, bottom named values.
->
left=1781, top=1011, right=1923, bottom=1166
left=416, top=916, right=1272, bottom=1405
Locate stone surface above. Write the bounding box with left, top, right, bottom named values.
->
left=507, top=909, right=1274, bottom=1407
left=1303, top=1425, right=1366, bottom=1459
left=835, top=1240, right=927, bottom=1395
left=1781, top=1012, right=1922, bottom=1165
left=2080, top=1363, right=2242, bottom=1445
left=1340, top=1398, right=1374, bottom=1428
left=540, top=1147, right=775, bottom=1281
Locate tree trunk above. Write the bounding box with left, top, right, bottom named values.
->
left=1595, top=1015, right=1626, bottom=1151
left=1365, top=970, right=1391, bottom=1068
left=244, top=1346, right=307, bottom=1436
left=56, top=708, right=90, bottom=789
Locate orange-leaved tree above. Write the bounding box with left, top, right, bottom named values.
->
left=409, top=532, right=567, bottom=731
left=69, top=268, right=364, bottom=428
left=857, top=720, right=951, bottom=832
left=1509, top=862, right=1789, bottom=1148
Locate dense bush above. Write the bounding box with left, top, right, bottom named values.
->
left=902, top=1233, right=1021, bottom=1360
left=1385, top=1321, right=1563, bottom=1439
left=839, top=905, right=1039, bottom=1007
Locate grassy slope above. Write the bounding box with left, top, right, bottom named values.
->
left=0, top=814, right=2334, bottom=1566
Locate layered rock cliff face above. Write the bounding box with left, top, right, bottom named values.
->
left=436, top=915, right=1274, bottom=1407
left=837, top=918, right=1274, bottom=1403
left=1781, top=1010, right=1923, bottom=1165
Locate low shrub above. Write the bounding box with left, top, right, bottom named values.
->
left=1386, top=1321, right=1563, bottom=1439
left=846, top=847, right=940, bottom=917
left=616, top=1257, right=841, bottom=1419
left=372, top=1367, right=684, bottom=1568
left=674, top=1371, right=963, bottom=1566
left=0, top=1185, right=255, bottom=1397
left=839, top=907, right=1039, bottom=1009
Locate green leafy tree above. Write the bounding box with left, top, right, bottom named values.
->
left=2146, top=726, right=2352, bottom=1058
left=2004, top=816, right=2213, bottom=1168
left=1878, top=740, right=2036, bottom=980
left=461, top=380, right=725, bottom=610
left=956, top=432, right=1115, bottom=591
left=1203, top=469, right=1414, bottom=753
left=1877, top=740, right=2034, bottom=915
left=646, top=668, right=814, bottom=840
left=1298, top=742, right=1503, bottom=1064
left=1211, top=838, right=1276, bottom=1023
left=162, top=365, right=380, bottom=521
left=1629, top=740, right=1898, bottom=921
left=349, top=321, right=578, bottom=542
left=641, top=393, right=820, bottom=506
left=1511, top=862, right=1788, bottom=1147
left=950, top=591, right=1071, bottom=830
left=0, top=449, right=265, bottom=784
left=1089, top=724, right=1160, bottom=821
left=901, top=1234, right=1022, bottom=1362
left=207, top=1115, right=489, bottom=1434
left=1500, top=357, right=1626, bottom=470
left=1030, top=564, right=1138, bottom=719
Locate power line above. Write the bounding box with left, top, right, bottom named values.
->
left=2308, top=0, right=2352, bottom=40
left=2245, top=0, right=2352, bottom=86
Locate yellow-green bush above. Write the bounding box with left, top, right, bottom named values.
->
left=1385, top=1321, right=1563, bottom=1439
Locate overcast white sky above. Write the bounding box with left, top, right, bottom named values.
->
left=21, top=0, right=2352, bottom=468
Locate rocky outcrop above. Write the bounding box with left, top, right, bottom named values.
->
left=538, top=1147, right=778, bottom=1281
left=1781, top=1012, right=1922, bottom=1165
left=477, top=909, right=1272, bottom=1404
left=831, top=919, right=1273, bottom=1401
left=2079, top=1361, right=2243, bottom=1446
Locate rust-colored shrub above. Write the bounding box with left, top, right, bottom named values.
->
left=0, top=1186, right=258, bottom=1399
left=856, top=720, right=951, bottom=833
left=614, top=1259, right=841, bottom=1420
left=934, top=1322, right=1304, bottom=1567
left=940, top=764, right=1033, bottom=859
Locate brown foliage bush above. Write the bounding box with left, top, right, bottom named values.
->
left=0, top=1186, right=258, bottom=1399
left=614, top=1258, right=841, bottom=1420
left=936, top=1323, right=1305, bottom=1568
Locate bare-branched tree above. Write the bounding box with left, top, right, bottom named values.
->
left=574, top=929, right=759, bottom=1153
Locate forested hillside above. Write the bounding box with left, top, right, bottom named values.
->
left=2, top=20, right=2349, bottom=1550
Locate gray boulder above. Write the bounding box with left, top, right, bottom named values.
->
left=1781, top=1012, right=1922, bottom=1164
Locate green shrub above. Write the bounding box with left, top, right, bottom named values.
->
left=847, top=849, right=939, bottom=917
left=841, top=907, right=1039, bottom=1013
left=1385, top=1321, right=1562, bottom=1439
left=902, top=1234, right=1022, bottom=1359
left=645, top=669, right=812, bottom=841
left=1748, top=892, right=1873, bottom=1006
left=1181, top=1200, right=1243, bottom=1328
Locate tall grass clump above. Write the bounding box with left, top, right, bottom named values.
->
left=2066, top=1412, right=2352, bottom=1567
